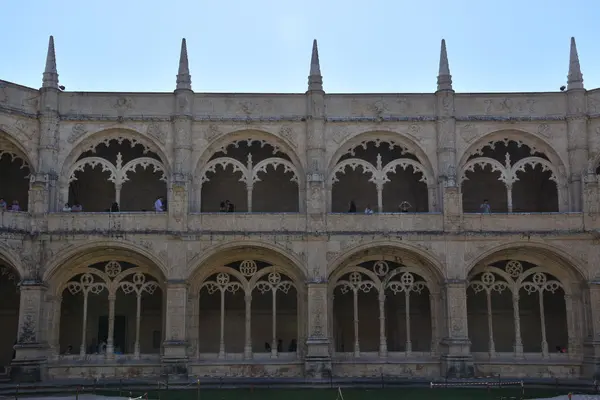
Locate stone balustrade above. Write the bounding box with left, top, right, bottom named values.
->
left=0, top=210, right=594, bottom=235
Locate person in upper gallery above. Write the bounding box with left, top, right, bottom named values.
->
left=348, top=200, right=357, bottom=213
left=480, top=199, right=491, bottom=214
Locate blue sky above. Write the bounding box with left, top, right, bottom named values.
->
left=2, top=0, right=599, bottom=93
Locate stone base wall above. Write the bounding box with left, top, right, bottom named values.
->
left=332, top=361, right=441, bottom=378
left=189, top=361, right=303, bottom=378
left=47, top=363, right=161, bottom=379
left=474, top=361, right=581, bottom=379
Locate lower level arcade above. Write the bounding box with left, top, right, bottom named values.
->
left=1, top=244, right=595, bottom=380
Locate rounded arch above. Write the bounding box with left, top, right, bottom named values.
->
left=0, top=127, right=36, bottom=173
left=43, top=240, right=168, bottom=291
left=328, top=241, right=445, bottom=286
left=327, top=130, right=435, bottom=178
left=465, top=242, right=587, bottom=287
left=187, top=242, right=308, bottom=295
left=0, top=244, right=26, bottom=281
left=193, top=128, right=305, bottom=180
left=59, top=127, right=172, bottom=184
left=458, top=129, right=568, bottom=175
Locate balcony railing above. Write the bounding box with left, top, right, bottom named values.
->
left=0, top=211, right=591, bottom=235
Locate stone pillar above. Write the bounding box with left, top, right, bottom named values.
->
left=583, top=282, right=600, bottom=378
left=12, top=281, right=47, bottom=382
left=436, top=91, right=456, bottom=212
left=443, top=183, right=463, bottom=232
left=162, top=281, right=188, bottom=381
left=583, top=172, right=599, bottom=229
left=566, top=88, right=588, bottom=212
left=440, top=279, right=474, bottom=378
left=305, top=282, right=331, bottom=378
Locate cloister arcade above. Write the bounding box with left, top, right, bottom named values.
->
left=459, top=136, right=565, bottom=213
left=328, top=246, right=442, bottom=360
left=61, top=137, right=168, bottom=212
left=328, top=137, right=434, bottom=213
left=0, top=132, right=32, bottom=212
left=49, top=259, right=165, bottom=361
left=194, top=138, right=301, bottom=213
left=0, top=263, right=19, bottom=368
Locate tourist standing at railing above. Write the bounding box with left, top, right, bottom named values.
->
left=62, top=203, right=71, bottom=212
left=348, top=200, right=357, bottom=213
left=0, top=198, right=6, bottom=212
left=364, top=205, right=374, bottom=214
left=9, top=200, right=19, bottom=211
left=480, top=199, right=491, bottom=214
left=154, top=196, right=164, bottom=212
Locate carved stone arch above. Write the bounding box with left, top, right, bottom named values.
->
left=458, top=129, right=567, bottom=175
left=120, top=157, right=168, bottom=184
left=331, top=265, right=383, bottom=290
left=252, top=158, right=300, bottom=185
left=111, top=265, right=165, bottom=293
left=0, top=127, right=35, bottom=173
left=0, top=244, right=26, bottom=281
left=59, top=127, right=172, bottom=186
left=329, top=159, right=378, bottom=185
left=511, top=157, right=560, bottom=184
left=43, top=240, right=169, bottom=293
left=466, top=242, right=587, bottom=287
left=327, top=129, right=434, bottom=175
left=382, top=158, right=433, bottom=185
left=58, top=267, right=109, bottom=294
left=68, top=157, right=117, bottom=184
left=194, top=128, right=304, bottom=180
left=187, top=243, right=307, bottom=295
left=247, top=265, right=297, bottom=291
left=459, top=157, right=508, bottom=185
left=199, top=265, right=250, bottom=293
left=199, top=157, right=248, bottom=185
left=328, top=242, right=445, bottom=286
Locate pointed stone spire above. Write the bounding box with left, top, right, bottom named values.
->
left=437, top=39, right=452, bottom=91
left=307, top=39, right=323, bottom=91
left=176, top=38, right=192, bottom=90
left=42, top=35, right=59, bottom=89
left=567, top=37, right=584, bottom=90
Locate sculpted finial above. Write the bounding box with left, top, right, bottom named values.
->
left=437, top=39, right=453, bottom=91
left=307, top=39, right=323, bottom=92
left=567, top=37, right=584, bottom=90
left=42, top=35, right=59, bottom=89
left=176, top=38, right=192, bottom=91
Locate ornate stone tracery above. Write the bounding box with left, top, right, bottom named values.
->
left=468, top=260, right=568, bottom=359
left=331, top=260, right=433, bottom=358
left=197, top=259, right=299, bottom=360
left=460, top=139, right=566, bottom=212
left=57, top=260, right=162, bottom=359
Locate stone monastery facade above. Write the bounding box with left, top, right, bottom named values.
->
left=1, top=35, right=600, bottom=381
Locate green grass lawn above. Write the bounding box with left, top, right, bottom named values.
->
left=93, top=387, right=579, bottom=400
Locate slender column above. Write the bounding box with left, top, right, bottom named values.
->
left=271, top=289, right=278, bottom=357
left=564, top=294, right=577, bottom=356
left=506, top=184, right=513, bottom=212
left=428, top=185, right=437, bottom=212
left=51, top=296, right=62, bottom=359
left=539, top=290, right=549, bottom=357
left=246, top=185, right=253, bottom=212
left=115, top=184, right=122, bottom=208
left=219, top=289, right=225, bottom=358
left=106, top=294, right=116, bottom=357
left=353, top=291, right=360, bottom=356
left=134, top=293, right=142, bottom=358
left=429, top=292, right=439, bottom=355
left=376, top=184, right=383, bottom=212
left=405, top=291, right=412, bottom=355
left=513, top=292, right=523, bottom=358
left=244, top=294, right=252, bottom=359
left=378, top=292, right=387, bottom=357
left=486, top=291, right=495, bottom=357
left=80, top=293, right=89, bottom=357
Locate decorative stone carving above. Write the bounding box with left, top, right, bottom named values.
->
left=113, top=97, right=133, bottom=110
left=67, top=123, right=87, bottom=144
left=147, top=123, right=166, bottom=144
left=68, top=152, right=167, bottom=184
left=278, top=125, right=297, bottom=148
left=204, top=124, right=221, bottom=142
left=13, top=118, right=37, bottom=141
left=458, top=124, right=478, bottom=143
left=484, top=98, right=535, bottom=114
left=537, top=123, right=551, bottom=138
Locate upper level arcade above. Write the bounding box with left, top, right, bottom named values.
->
left=0, top=36, right=599, bottom=233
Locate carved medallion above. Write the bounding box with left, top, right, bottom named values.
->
left=536, top=123, right=551, bottom=138
left=113, top=97, right=133, bottom=110
left=278, top=125, right=297, bottom=147
left=205, top=124, right=221, bottom=142
left=68, top=123, right=87, bottom=144
left=459, top=124, right=478, bottom=143
left=147, top=123, right=166, bottom=144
